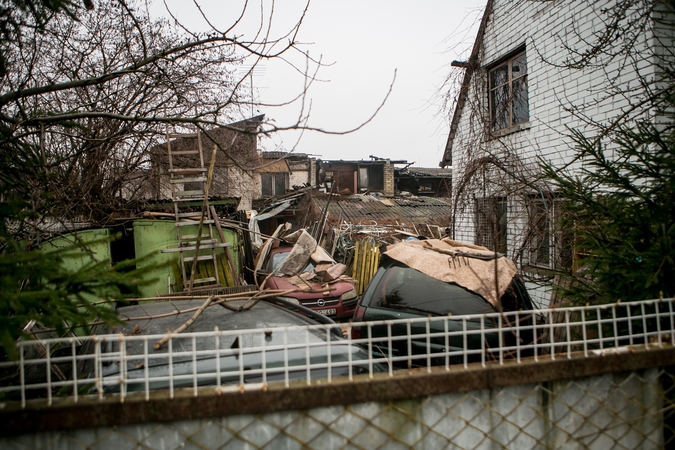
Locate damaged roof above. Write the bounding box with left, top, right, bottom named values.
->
left=313, top=194, right=450, bottom=227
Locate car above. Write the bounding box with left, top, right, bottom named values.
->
left=260, top=246, right=359, bottom=320
left=80, top=298, right=382, bottom=393
left=350, top=239, right=537, bottom=368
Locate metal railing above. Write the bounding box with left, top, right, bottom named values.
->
left=1, top=297, right=674, bottom=408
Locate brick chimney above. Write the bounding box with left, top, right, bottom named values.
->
left=383, top=160, right=395, bottom=197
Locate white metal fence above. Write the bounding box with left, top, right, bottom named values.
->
left=1, top=297, right=674, bottom=408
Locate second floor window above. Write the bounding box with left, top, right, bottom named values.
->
left=489, top=51, right=529, bottom=132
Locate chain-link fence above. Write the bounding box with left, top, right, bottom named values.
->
left=3, top=367, right=673, bottom=449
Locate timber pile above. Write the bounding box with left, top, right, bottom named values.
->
left=351, top=239, right=381, bottom=296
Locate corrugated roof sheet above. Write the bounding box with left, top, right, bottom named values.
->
left=313, top=195, right=450, bottom=227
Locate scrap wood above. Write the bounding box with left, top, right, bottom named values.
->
left=394, top=229, right=418, bottom=237
left=254, top=222, right=290, bottom=277
left=154, top=295, right=214, bottom=350
left=210, top=205, right=241, bottom=286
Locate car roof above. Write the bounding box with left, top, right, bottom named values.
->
left=111, top=299, right=321, bottom=336
left=375, top=256, right=533, bottom=312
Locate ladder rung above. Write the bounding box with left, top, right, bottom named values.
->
left=169, top=168, right=207, bottom=174
left=180, top=234, right=213, bottom=240
left=181, top=239, right=218, bottom=245
left=170, top=150, right=200, bottom=155
left=183, top=255, right=215, bottom=263
left=161, top=242, right=231, bottom=252
left=177, top=212, right=207, bottom=218
left=168, top=133, right=199, bottom=139
left=170, top=177, right=207, bottom=184
left=192, top=277, right=217, bottom=284
left=173, top=198, right=205, bottom=203
left=184, top=283, right=222, bottom=292
left=175, top=190, right=204, bottom=197
left=176, top=220, right=215, bottom=226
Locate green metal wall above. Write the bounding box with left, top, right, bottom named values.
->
left=133, top=220, right=240, bottom=297
left=41, top=228, right=112, bottom=305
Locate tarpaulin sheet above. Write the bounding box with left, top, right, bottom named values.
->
left=383, top=238, right=517, bottom=307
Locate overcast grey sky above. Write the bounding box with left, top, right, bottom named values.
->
left=151, top=1, right=485, bottom=168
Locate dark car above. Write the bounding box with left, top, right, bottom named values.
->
left=261, top=247, right=359, bottom=320
left=350, top=253, right=536, bottom=368
left=82, top=299, right=381, bottom=393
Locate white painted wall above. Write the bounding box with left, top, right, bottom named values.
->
left=449, top=0, right=665, bottom=307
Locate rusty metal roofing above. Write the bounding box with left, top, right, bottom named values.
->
left=313, top=194, right=450, bottom=227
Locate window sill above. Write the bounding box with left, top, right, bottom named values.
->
left=522, top=264, right=555, bottom=279
left=491, top=121, right=531, bottom=138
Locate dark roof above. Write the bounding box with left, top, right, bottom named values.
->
left=314, top=194, right=450, bottom=227
left=262, top=151, right=313, bottom=161
left=398, top=167, right=452, bottom=177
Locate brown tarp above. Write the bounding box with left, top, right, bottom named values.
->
left=383, top=238, right=517, bottom=307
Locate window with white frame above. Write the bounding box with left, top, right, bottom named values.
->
left=489, top=50, right=529, bottom=132
left=475, top=197, right=507, bottom=254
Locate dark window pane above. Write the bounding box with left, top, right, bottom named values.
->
left=371, top=266, right=494, bottom=315
left=261, top=173, right=273, bottom=196
left=491, top=84, right=509, bottom=131
left=475, top=197, right=507, bottom=254
left=530, top=199, right=550, bottom=266
left=490, top=64, right=508, bottom=87
left=512, top=76, right=529, bottom=124
left=274, top=173, right=286, bottom=196
left=367, top=165, right=384, bottom=190
left=495, top=200, right=508, bottom=254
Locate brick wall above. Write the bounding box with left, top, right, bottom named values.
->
left=383, top=161, right=395, bottom=197
left=448, top=0, right=666, bottom=307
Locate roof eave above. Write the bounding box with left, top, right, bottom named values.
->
left=440, top=0, right=494, bottom=168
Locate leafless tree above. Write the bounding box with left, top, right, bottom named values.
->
left=1, top=0, right=378, bottom=243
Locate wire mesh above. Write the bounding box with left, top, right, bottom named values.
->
left=2, top=368, right=672, bottom=449
left=1, top=297, right=675, bottom=408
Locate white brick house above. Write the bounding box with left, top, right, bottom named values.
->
left=442, top=0, right=674, bottom=307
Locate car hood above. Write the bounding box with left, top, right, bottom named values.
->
left=265, top=276, right=355, bottom=299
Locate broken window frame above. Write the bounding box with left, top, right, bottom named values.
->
left=489, top=50, right=529, bottom=132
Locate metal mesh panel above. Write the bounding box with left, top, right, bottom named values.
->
left=3, top=368, right=671, bottom=449
left=2, top=298, right=675, bottom=406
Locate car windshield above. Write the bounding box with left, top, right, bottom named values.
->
left=271, top=251, right=315, bottom=274
left=368, top=265, right=496, bottom=316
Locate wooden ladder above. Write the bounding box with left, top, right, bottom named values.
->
left=161, top=129, right=231, bottom=292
